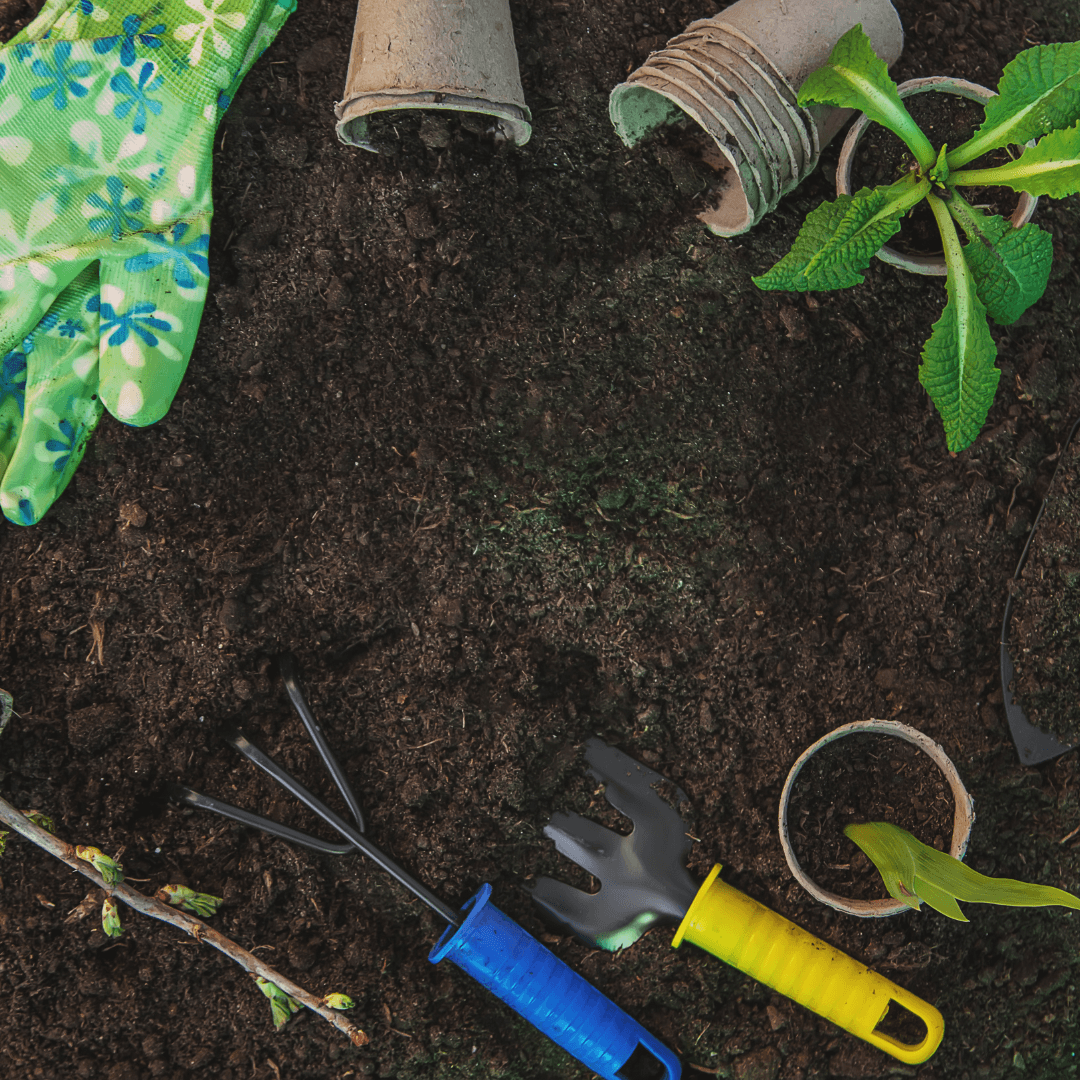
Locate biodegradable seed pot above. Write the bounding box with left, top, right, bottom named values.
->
left=779, top=720, right=975, bottom=917
left=335, top=0, right=532, bottom=150
left=608, top=0, right=905, bottom=236
left=836, top=77, right=1038, bottom=276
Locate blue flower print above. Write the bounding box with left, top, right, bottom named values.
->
left=85, top=176, right=144, bottom=240
left=93, top=14, right=166, bottom=67
left=111, top=61, right=163, bottom=134
left=17, top=499, right=35, bottom=526
left=30, top=42, right=92, bottom=110
left=0, top=62, right=6, bottom=87
left=14, top=43, right=34, bottom=64
left=58, top=319, right=86, bottom=339
left=124, top=222, right=209, bottom=289
left=45, top=418, right=76, bottom=473
left=86, top=296, right=171, bottom=349
left=0, top=349, right=27, bottom=413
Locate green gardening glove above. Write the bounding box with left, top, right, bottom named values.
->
left=0, top=0, right=295, bottom=525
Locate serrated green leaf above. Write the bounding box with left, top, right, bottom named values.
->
left=949, top=202, right=1053, bottom=324
left=752, top=177, right=928, bottom=292
left=954, top=121, right=1080, bottom=198
left=950, top=42, right=1080, bottom=168
left=846, top=822, right=1080, bottom=922
left=797, top=25, right=935, bottom=167
left=918, top=247, right=999, bottom=452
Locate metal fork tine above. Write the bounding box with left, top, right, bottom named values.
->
left=543, top=811, right=627, bottom=875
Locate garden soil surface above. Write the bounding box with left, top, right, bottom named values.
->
left=3, top=0, right=1080, bottom=1078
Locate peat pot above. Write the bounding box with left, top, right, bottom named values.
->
left=609, top=0, right=904, bottom=236
left=836, top=76, right=1039, bottom=275
left=335, top=0, right=532, bottom=150
left=778, top=719, right=975, bottom=917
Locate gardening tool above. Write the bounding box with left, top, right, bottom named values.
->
left=1000, top=415, right=1080, bottom=766
left=171, top=657, right=680, bottom=1080
left=531, top=739, right=944, bottom=1066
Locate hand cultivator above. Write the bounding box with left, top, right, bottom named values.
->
left=531, top=738, right=944, bottom=1065
left=172, top=658, right=680, bottom=1080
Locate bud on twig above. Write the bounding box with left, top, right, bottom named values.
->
left=323, top=993, right=356, bottom=1010
left=102, top=896, right=123, bottom=937
left=75, top=846, right=124, bottom=885
left=24, top=811, right=55, bottom=833
left=156, top=884, right=224, bottom=917
left=256, top=976, right=303, bottom=1029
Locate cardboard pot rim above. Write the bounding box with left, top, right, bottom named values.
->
left=778, top=718, right=976, bottom=918
left=836, top=76, right=1039, bottom=276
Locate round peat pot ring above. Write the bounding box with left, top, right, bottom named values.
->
left=836, top=77, right=1038, bottom=276
left=334, top=0, right=532, bottom=151
left=778, top=719, right=975, bottom=918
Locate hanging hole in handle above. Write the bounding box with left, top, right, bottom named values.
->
left=617, top=1042, right=670, bottom=1080
left=874, top=997, right=929, bottom=1048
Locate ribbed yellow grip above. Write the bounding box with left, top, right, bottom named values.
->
left=671, top=866, right=944, bottom=1064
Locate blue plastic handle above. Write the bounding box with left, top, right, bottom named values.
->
left=429, top=884, right=681, bottom=1080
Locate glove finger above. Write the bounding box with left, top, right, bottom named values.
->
left=0, top=253, right=97, bottom=359
left=1, top=264, right=102, bottom=526
left=97, top=217, right=210, bottom=426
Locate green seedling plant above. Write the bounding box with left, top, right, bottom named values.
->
left=846, top=821, right=1080, bottom=921
left=754, top=26, right=1080, bottom=451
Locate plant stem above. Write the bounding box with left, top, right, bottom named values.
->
left=948, top=128, right=1007, bottom=170
left=951, top=163, right=1026, bottom=188
left=0, top=795, right=369, bottom=1048
left=927, top=190, right=968, bottom=281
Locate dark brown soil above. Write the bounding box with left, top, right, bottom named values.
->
left=851, top=89, right=1018, bottom=256
left=1010, top=430, right=1080, bottom=745
left=3, top=1, right=1080, bottom=1080
left=787, top=733, right=953, bottom=901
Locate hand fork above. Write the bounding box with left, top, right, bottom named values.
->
left=531, top=738, right=944, bottom=1065
left=172, top=658, right=682, bottom=1080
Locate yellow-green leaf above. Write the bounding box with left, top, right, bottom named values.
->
left=846, top=822, right=1080, bottom=922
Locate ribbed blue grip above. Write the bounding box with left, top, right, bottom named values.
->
left=429, top=885, right=680, bottom=1080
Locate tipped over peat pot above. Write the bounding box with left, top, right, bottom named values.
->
left=608, top=0, right=904, bottom=236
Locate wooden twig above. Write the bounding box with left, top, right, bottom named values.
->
left=0, top=795, right=368, bottom=1047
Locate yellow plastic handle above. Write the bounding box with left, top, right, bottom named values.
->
left=671, top=866, right=944, bottom=1065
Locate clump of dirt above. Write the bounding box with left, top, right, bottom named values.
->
left=786, top=733, right=953, bottom=901
left=1010, top=433, right=1080, bottom=745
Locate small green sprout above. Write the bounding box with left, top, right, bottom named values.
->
left=846, top=821, right=1080, bottom=922
left=156, top=884, right=224, bottom=917
left=24, top=811, right=55, bottom=833
left=323, top=992, right=356, bottom=1010
left=0, top=830, right=8, bottom=856
left=101, top=896, right=123, bottom=938
left=75, top=845, right=124, bottom=885
left=256, top=976, right=303, bottom=1029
